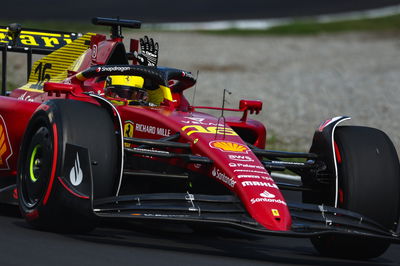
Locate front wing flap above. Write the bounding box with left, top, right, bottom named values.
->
left=92, top=193, right=399, bottom=243
left=84, top=133, right=398, bottom=242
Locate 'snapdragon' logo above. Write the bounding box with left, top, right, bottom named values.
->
left=0, top=116, right=12, bottom=169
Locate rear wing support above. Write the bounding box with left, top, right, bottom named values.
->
left=0, top=44, right=53, bottom=96
left=1, top=45, right=6, bottom=96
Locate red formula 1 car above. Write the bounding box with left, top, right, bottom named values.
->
left=0, top=18, right=399, bottom=259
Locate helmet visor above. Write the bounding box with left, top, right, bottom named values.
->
left=109, top=86, right=148, bottom=102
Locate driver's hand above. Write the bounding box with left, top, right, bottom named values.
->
left=134, top=36, right=159, bottom=67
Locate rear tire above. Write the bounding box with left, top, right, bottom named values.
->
left=311, top=126, right=400, bottom=259
left=18, top=100, right=119, bottom=232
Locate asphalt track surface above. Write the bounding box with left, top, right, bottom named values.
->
left=0, top=190, right=399, bottom=265
left=3, top=0, right=400, bottom=22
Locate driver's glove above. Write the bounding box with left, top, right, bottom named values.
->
left=134, top=36, right=159, bottom=67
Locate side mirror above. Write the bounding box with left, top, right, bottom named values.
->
left=239, top=100, right=262, bottom=113
left=43, top=82, right=79, bottom=96
left=239, top=100, right=263, bottom=121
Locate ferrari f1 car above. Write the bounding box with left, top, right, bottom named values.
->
left=0, top=18, right=399, bottom=260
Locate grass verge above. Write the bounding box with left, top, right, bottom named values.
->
left=2, top=14, right=400, bottom=35
left=199, top=14, right=400, bottom=35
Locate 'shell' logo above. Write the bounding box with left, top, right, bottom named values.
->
left=0, top=116, right=12, bottom=169
left=209, top=141, right=249, bottom=153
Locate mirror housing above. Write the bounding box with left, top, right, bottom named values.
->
left=239, top=100, right=263, bottom=121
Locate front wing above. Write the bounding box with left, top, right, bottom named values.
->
left=61, top=134, right=399, bottom=243
left=92, top=192, right=399, bottom=243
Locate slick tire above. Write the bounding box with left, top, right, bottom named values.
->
left=311, top=126, right=400, bottom=259
left=17, top=99, right=119, bottom=232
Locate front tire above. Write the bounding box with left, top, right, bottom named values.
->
left=18, top=100, right=119, bottom=232
left=311, top=126, right=400, bottom=259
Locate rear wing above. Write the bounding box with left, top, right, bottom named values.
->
left=0, top=24, right=82, bottom=95
left=1, top=18, right=144, bottom=96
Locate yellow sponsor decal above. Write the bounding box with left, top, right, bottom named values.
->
left=42, top=37, right=60, bottom=48
left=209, top=141, right=249, bottom=153
left=19, top=34, right=39, bottom=46
left=272, top=209, right=280, bottom=217
left=182, top=125, right=238, bottom=136
left=0, top=27, right=77, bottom=49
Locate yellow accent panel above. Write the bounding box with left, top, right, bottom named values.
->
left=147, top=87, right=164, bottom=106
left=71, top=50, right=90, bottom=72
left=110, top=100, right=126, bottom=106
left=160, top=85, right=173, bottom=101
left=17, top=87, right=47, bottom=93
left=108, top=76, right=144, bottom=88
left=17, top=33, right=95, bottom=92
left=16, top=30, right=66, bottom=37
left=75, top=73, right=86, bottom=81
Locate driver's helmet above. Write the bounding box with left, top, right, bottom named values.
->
left=104, top=75, right=147, bottom=103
